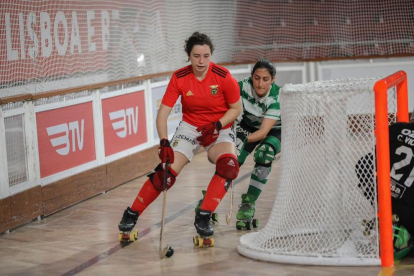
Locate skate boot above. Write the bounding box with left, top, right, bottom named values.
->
left=193, top=209, right=215, bottom=247
left=118, top=207, right=139, bottom=243
left=236, top=194, right=258, bottom=230
left=393, top=219, right=413, bottom=260
left=194, top=190, right=219, bottom=224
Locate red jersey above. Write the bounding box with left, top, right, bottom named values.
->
left=162, top=62, right=240, bottom=128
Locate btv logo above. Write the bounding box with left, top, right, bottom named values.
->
left=47, top=120, right=85, bottom=155
left=109, top=107, right=138, bottom=138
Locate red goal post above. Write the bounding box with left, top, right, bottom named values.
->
left=375, top=70, right=409, bottom=267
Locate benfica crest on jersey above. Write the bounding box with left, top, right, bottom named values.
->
left=210, top=85, right=219, bottom=95
left=173, top=139, right=179, bottom=147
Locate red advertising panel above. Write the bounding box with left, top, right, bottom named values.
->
left=36, top=102, right=96, bottom=178
left=102, top=91, right=147, bottom=157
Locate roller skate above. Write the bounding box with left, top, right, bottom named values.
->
left=118, top=207, right=139, bottom=243
left=393, top=215, right=413, bottom=260
left=193, top=209, right=215, bottom=247
left=236, top=194, right=258, bottom=230
left=195, top=190, right=219, bottom=225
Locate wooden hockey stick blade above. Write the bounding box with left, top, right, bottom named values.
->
left=159, top=244, right=170, bottom=258
left=226, top=213, right=232, bottom=225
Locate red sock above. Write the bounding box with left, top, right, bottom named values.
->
left=200, top=174, right=227, bottom=212
left=131, top=179, right=161, bottom=214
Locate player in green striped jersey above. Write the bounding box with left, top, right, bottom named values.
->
left=235, top=60, right=281, bottom=230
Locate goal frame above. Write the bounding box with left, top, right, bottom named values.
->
left=237, top=71, right=409, bottom=267
left=375, top=70, right=409, bottom=267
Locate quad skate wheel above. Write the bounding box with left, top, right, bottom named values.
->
left=119, top=233, right=123, bottom=242
left=210, top=238, right=215, bottom=247
left=236, top=221, right=244, bottom=230
left=246, top=221, right=252, bottom=230
left=130, top=230, right=138, bottom=241
left=252, top=219, right=259, bottom=228
left=193, top=236, right=199, bottom=245
left=198, top=237, right=204, bottom=248
left=166, top=246, right=174, bottom=258
left=392, top=214, right=399, bottom=223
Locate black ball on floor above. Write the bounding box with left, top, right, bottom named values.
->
left=166, top=247, right=174, bottom=258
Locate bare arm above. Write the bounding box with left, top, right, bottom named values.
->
left=156, top=104, right=173, bottom=140
left=218, top=99, right=242, bottom=127
left=246, top=118, right=277, bottom=143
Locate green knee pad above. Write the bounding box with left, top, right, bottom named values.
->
left=253, top=136, right=281, bottom=165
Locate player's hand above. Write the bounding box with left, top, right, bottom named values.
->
left=196, top=121, right=222, bottom=147
left=159, top=138, right=174, bottom=164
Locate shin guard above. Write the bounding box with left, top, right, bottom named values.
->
left=131, top=179, right=161, bottom=214
left=200, top=174, right=227, bottom=212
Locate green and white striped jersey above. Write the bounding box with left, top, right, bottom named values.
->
left=239, top=77, right=281, bottom=130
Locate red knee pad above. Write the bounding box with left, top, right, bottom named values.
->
left=215, top=154, right=239, bottom=180
left=149, top=164, right=177, bottom=191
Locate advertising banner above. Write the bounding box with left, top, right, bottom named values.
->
left=36, top=102, right=96, bottom=178
left=102, top=90, right=147, bottom=157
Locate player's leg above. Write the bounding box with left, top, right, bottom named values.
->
left=119, top=122, right=198, bottom=232
left=118, top=154, right=184, bottom=232
left=237, top=133, right=281, bottom=222
left=246, top=135, right=281, bottom=200
left=235, top=120, right=257, bottom=167
left=193, top=122, right=254, bottom=214
left=195, top=136, right=239, bottom=236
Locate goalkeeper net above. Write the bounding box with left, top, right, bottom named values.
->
left=238, top=77, right=398, bottom=266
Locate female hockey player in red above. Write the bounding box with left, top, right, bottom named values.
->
left=118, top=32, right=241, bottom=243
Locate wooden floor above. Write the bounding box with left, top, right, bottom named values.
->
left=1, top=151, right=414, bottom=276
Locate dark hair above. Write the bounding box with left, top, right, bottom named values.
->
left=251, top=59, right=276, bottom=78
left=184, top=32, right=214, bottom=58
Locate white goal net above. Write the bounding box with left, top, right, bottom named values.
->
left=238, top=77, right=398, bottom=266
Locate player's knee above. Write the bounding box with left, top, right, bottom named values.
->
left=215, top=154, right=239, bottom=180
left=148, top=163, right=177, bottom=191
left=253, top=136, right=280, bottom=166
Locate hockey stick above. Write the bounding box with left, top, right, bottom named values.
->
left=159, top=157, right=174, bottom=258
left=226, top=180, right=233, bottom=225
